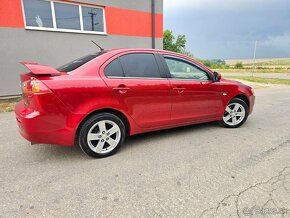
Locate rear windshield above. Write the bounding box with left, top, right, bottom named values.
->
left=57, top=52, right=104, bottom=72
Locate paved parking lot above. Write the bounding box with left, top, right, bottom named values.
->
left=1, top=86, right=290, bottom=217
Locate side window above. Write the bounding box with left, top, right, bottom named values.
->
left=119, top=54, right=161, bottom=78
left=57, top=53, right=104, bottom=72
left=164, top=57, right=209, bottom=80
left=104, top=59, right=124, bottom=77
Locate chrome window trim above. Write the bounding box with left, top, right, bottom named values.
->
left=107, top=76, right=210, bottom=82
left=168, top=78, right=211, bottom=82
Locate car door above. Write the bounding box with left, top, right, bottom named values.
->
left=100, top=52, right=172, bottom=129
left=161, top=55, right=223, bottom=124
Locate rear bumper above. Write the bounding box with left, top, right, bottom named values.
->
left=15, top=100, right=76, bottom=146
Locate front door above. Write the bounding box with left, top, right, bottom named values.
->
left=162, top=56, right=222, bottom=124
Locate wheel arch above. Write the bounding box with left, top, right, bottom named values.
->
left=232, top=94, right=249, bottom=107
left=74, top=108, right=131, bottom=145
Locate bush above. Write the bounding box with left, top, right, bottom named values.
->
left=235, top=62, right=244, bottom=69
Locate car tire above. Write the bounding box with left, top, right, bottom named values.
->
left=78, top=113, right=126, bottom=158
left=218, top=98, right=249, bottom=128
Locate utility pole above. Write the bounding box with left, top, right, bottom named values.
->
left=88, top=10, right=98, bottom=31
left=151, top=0, right=155, bottom=49
left=252, top=41, right=257, bottom=77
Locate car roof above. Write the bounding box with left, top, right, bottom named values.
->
left=71, top=48, right=214, bottom=76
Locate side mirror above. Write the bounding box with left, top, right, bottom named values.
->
left=213, top=72, right=221, bottom=82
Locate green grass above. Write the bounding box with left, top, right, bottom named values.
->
left=226, top=58, right=290, bottom=67
left=243, top=58, right=290, bottom=67
left=213, top=68, right=290, bottom=74
left=224, top=76, right=290, bottom=85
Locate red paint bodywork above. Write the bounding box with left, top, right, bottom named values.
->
left=15, top=49, right=255, bottom=146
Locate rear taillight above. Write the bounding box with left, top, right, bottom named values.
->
left=21, top=78, right=51, bottom=94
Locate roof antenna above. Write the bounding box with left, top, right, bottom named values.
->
left=91, top=40, right=104, bottom=51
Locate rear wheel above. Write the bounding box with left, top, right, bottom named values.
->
left=218, top=98, right=249, bottom=128
left=78, top=113, right=126, bottom=158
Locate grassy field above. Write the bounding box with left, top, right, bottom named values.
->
left=225, top=57, right=290, bottom=66
left=223, top=76, right=290, bottom=85
left=223, top=57, right=290, bottom=74
left=213, top=68, right=290, bottom=74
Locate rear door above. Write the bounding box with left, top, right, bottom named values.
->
left=100, top=51, right=172, bottom=129
left=161, top=55, right=223, bottom=124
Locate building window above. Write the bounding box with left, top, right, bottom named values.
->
left=82, top=6, right=104, bottom=32
left=23, top=0, right=53, bottom=28
left=22, top=0, right=106, bottom=34
left=54, top=2, right=81, bottom=30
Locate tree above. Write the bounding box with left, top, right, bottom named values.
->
left=163, top=30, right=186, bottom=53
left=181, top=50, right=194, bottom=58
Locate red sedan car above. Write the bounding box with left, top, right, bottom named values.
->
left=15, top=49, right=255, bottom=158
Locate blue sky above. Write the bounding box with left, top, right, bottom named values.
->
left=164, top=0, right=290, bottom=59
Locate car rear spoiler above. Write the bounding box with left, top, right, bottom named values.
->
left=20, top=62, right=62, bottom=76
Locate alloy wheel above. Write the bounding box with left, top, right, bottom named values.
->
left=222, top=103, right=246, bottom=126
left=87, top=120, right=121, bottom=154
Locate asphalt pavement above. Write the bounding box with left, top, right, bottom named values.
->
left=0, top=85, right=290, bottom=218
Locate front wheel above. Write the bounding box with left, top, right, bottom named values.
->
left=218, top=98, right=249, bottom=128
left=78, top=113, right=126, bottom=158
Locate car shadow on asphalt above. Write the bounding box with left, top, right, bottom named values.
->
left=121, top=121, right=219, bottom=150
left=29, top=121, right=219, bottom=160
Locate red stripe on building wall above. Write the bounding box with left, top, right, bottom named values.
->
left=0, top=0, right=163, bottom=38
left=0, top=0, right=24, bottom=28
left=106, top=7, right=163, bottom=38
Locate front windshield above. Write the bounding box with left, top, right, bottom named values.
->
left=57, top=52, right=105, bottom=72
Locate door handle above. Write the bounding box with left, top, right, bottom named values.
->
left=173, top=87, right=186, bottom=94
left=113, top=85, right=130, bottom=94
